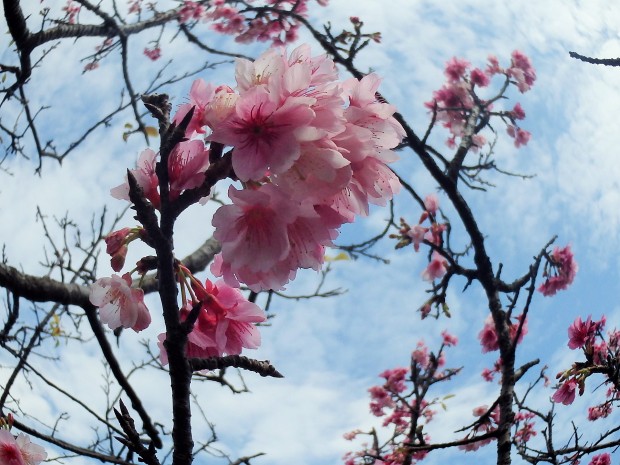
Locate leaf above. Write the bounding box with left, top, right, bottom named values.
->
left=124, top=122, right=133, bottom=129
left=122, top=132, right=130, bottom=142
left=144, top=126, right=159, bottom=138
left=325, top=252, right=350, bottom=262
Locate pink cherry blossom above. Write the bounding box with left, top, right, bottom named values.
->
left=203, top=85, right=238, bottom=128
left=421, top=252, right=448, bottom=281
left=589, top=453, right=611, bottom=465
left=143, top=46, right=161, bottom=61
left=111, top=148, right=159, bottom=207
left=470, top=68, right=490, bottom=87
left=160, top=279, right=266, bottom=363
left=14, top=434, right=46, bottom=465
left=209, top=87, right=316, bottom=181
left=406, top=225, right=428, bottom=252
left=507, top=125, right=531, bottom=148
left=441, top=330, right=458, bottom=347
left=478, top=315, right=499, bottom=353
left=539, top=245, right=578, bottom=296
left=105, top=227, right=131, bottom=256
left=552, top=378, right=578, bottom=405
left=588, top=404, right=612, bottom=421
left=172, top=78, right=216, bottom=136
left=272, top=144, right=351, bottom=202
left=0, top=430, right=25, bottom=465
left=105, top=227, right=134, bottom=272
left=481, top=368, right=495, bottom=382
left=444, top=57, right=470, bottom=82
left=379, top=367, right=409, bottom=394
left=412, top=341, right=430, bottom=369
left=89, top=274, right=151, bottom=332
left=160, top=280, right=265, bottom=362
left=511, top=102, right=526, bottom=120
left=0, top=430, right=46, bottom=465
left=424, top=193, right=439, bottom=215
left=508, top=50, right=536, bottom=93
left=568, top=315, right=599, bottom=350
left=368, top=385, right=394, bottom=416
left=168, top=140, right=210, bottom=199
left=514, top=421, right=537, bottom=444
left=213, top=184, right=297, bottom=275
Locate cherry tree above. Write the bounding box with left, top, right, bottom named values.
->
left=0, top=2, right=619, bottom=465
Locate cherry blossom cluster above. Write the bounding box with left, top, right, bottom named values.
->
left=392, top=194, right=448, bottom=285
left=425, top=51, right=535, bottom=150
left=552, top=315, right=620, bottom=410
left=61, top=0, right=80, bottom=24
left=90, top=44, right=400, bottom=363
left=478, top=313, right=528, bottom=354
left=458, top=406, right=537, bottom=453
left=110, top=142, right=211, bottom=209
left=158, top=268, right=265, bottom=363
left=170, top=45, right=403, bottom=291
left=538, top=245, right=578, bottom=297
left=175, top=0, right=329, bottom=46
left=0, top=415, right=47, bottom=465
left=343, top=333, right=459, bottom=465
left=458, top=405, right=500, bottom=451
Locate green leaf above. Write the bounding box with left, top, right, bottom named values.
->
left=145, top=126, right=159, bottom=138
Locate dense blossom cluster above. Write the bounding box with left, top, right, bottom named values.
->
left=343, top=336, right=459, bottom=465
left=168, top=45, right=403, bottom=291
left=538, top=245, right=578, bottom=296
left=552, top=315, right=620, bottom=412
left=425, top=51, right=535, bottom=150
left=90, top=44, right=401, bottom=367
left=126, top=0, right=328, bottom=47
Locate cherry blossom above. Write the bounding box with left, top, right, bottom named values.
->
left=0, top=430, right=46, bottom=465
left=424, top=193, right=439, bottom=215
left=421, top=251, right=448, bottom=281
left=191, top=46, right=403, bottom=291
left=89, top=274, right=151, bottom=332
left=111, top=141, right=210, bottom=208
left=552, top=378, right=578, bottom=405
left=167, top=140, right=210, bottom=199
left=441, top=330, right=458, bottom=347
left=173, top=79, right=216, bottom=137
left=507, top=125, right=531, bottom=148
left=588, top=404, right=612, bottom=421
left=159, top=279, right=265, bottom=363
left=14, top=434, right=46, bottom=465
left=425, top=51, right=535, bottom=150
left=538, top=245, right=578, bottom=296
left=567, top=315, right=600, bottom=350
left=478, top=315, right=500, bottom=353
left=508, top=50, right=537, bottom=93
left=111, top=148, right=159, bottom=207
left=208, top=86, right=316, bottom=181
left=143, top=46, right=161, bottom=61
left=0, top=430, right=25, bottom=465
left=589, top=453, right=611, bottom=465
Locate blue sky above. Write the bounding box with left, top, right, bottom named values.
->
left=2, top=1, right=620, bottom=464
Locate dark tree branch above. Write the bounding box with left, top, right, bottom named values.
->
left=569, top=51, right=620, bottom=67
left=189, top=355, right=283, bottom=378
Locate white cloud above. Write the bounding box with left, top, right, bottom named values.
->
left=4, top=1, right=620, bottom=464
